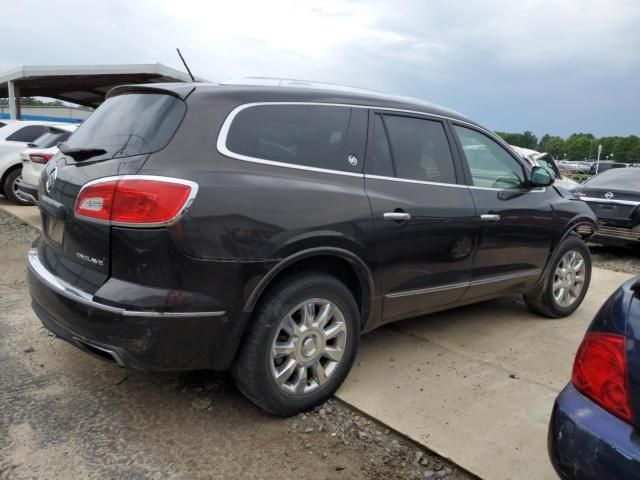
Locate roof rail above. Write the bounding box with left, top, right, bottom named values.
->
left=220, top=76, right=464, bottom=117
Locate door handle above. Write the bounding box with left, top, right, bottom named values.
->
left=384, top=212, right=411, bottom=221
left=480, top=214, right=501, bottom=222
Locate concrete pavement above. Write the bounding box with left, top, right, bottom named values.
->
left=337, top=268, right=633, bottom=479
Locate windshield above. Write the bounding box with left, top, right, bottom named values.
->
left=64, top=93, right=186, bottom=160
left=33, top=127, right=74, bottom=148
left=584, top=167, right=640, bottom=189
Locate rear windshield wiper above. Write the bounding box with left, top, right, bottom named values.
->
left=59, top=143, right=108, bottom=161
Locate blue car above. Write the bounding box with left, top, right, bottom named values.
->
left=549, top=276, right=640, bottom=479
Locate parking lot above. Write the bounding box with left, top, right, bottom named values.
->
left=1, top=201, right=639, bottom=479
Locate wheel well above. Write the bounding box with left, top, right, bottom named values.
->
left=250, top=255, right=371, bottom=329
left=0, top=163, right=21, bottom=195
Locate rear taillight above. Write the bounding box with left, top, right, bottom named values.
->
left=75, top=176, right=197, bottom=226
left=29, top=153, right=53, bottom=164
left=572, top=332, right=632, bottom=423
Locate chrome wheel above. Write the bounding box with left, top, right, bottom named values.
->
left=553, top=250, right=586, bottom=308
left=270, top=298, right=348, bottom=396
left=11, top=174, right=30, bottom=203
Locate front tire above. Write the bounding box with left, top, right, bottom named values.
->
left=231, top=272, right=360, bottom=416
left=524, top=236, right=591, bottom=318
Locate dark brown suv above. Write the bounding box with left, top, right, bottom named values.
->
left=28, top=80, right=597, bottom=415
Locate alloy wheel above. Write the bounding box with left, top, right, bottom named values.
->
left=270, top=298, right=348, bottom=396
left=553, top=250, right=586, bottom=308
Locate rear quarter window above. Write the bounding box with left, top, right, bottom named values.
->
left=224, top=104, right=354, bottom=172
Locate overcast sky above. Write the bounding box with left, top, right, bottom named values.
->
left=2, top=0, right=638, bottom=138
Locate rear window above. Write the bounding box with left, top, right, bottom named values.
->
left=33, top=127, right=74, bottom=148
left=225, top=104, right=352, bottom=171
left=6, top=125, right=47, bottom=143
left=64, top=93, right=186, bottom=159
left=585, top=168, right=639, bottom=189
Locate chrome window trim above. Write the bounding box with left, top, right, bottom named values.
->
left=365, top=174, right=468, bottom=189
left=216, top=101, right=510, bottom=179
left=75, top=175, right=200, bottom=227
left=217, top=102, right=544, bottom=193
left=385, top=269, right=541, bottom=298
left=28, top=249, right=226, bottom=318
left=581, top=196, right=640, bottom=206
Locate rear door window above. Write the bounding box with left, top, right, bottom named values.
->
left=382, top=114, right=456, bottom=184
left=367, top=114, right=394, bottom=177
left=6, top=125, right=47, bottom=143
left=225, top=104, right=355, bottom=172
left=64, top=93, right=186, bottom=160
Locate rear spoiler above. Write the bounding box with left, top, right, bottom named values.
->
left=106, top=83, right=196, bottom=101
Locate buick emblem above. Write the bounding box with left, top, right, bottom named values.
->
left=46, top=167, right=58, bottom=193
left=604, top=192, right=614, bottom=199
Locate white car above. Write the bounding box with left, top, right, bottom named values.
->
left=0, top=120, right=70, bottom=205
left=510, top=145, right=579, bottom=191
left=17, top=124, right=78, bottom=203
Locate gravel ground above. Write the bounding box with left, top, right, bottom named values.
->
left=0, top=208, right=472, bottom=480
left=589, top=243, right=640, bottom=275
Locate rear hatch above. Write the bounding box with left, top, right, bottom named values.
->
left=37, top=88, right=188, bottom=293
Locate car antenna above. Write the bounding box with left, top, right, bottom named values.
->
left=176, top=48, right=196, bottom=82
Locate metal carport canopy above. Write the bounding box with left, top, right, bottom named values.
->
left=0, top=63, right=204, bottom=118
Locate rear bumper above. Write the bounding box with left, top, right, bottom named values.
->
left=27, top=248, right=237, bottom=371
left=16, top=181, right=38, bottom=204
left=548, top=384, right=640, bottom=479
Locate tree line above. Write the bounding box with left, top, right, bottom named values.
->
left=0, top=97, right=64, bottom=107
left=496, top=131, right=640, bottom=163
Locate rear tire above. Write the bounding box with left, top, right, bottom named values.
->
left=231, top=272, right=360, bottom=416
left=4, top=168, right=32, bottom=206
left=524, top=236, right=591, bottom=318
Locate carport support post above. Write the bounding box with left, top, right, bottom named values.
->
left=7, top=80, right=21, bottom=119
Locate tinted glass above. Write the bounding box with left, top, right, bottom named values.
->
left=383, top=115, right=456, bottom=183
left=6, top=125, right=47, bottom=143
left=65, top=93, right=186, bottom=159
left=368, top=114, right=393, bottom=176
left=454, top=125, right=525, bottom=189
left=584, top=167, right=640, bottom=189
left=33, top=128, right=73, bottom=148
left=226, top=105, right=352, bottom=171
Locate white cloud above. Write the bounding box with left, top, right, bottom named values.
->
left=0, top=0, right=638, bottom=135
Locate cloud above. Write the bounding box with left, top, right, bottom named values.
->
left=1, top=0, right=638, bottom=136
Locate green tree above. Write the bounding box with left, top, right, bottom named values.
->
left=541, top=136, right=566, bottom=158
left=566, top=136, right=592, bottom=160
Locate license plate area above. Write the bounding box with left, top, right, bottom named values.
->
left=45, top=215, right=65, bottom=246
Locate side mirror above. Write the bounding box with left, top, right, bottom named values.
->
left=530, top=166, right=554, bottom=187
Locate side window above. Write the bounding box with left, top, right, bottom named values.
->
left=367, top=114, right=394, bottom=176
left=383, top=115, right=456, bottom=184
left=5, top=125, right=47, bottom=143
left=225, top=104, right=355, bottom=172
left=453, top=125, right=525, bottom=189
